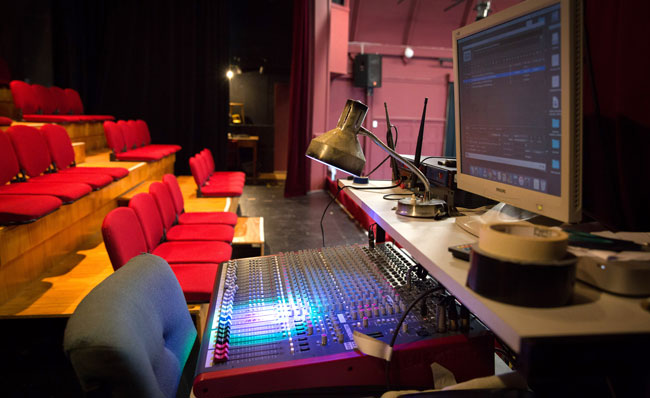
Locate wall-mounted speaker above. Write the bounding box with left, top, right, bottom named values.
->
left=353, top=54, right=382, bottom=88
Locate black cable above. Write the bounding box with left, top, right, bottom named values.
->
left=321, top=182, right=401, bottom=247
left=320, top=185, right=346, bottom=247
left=368, top=223, right=377, bottom=249
left=365, top=155, right=390, bottom=177
left=385, top=285, right=445, bottom=389
left=382, top=193, right=410, bottom=201
left=366, top=126, right=400, bottom=178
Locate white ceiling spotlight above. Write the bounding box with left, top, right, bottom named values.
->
left=404, top=46, right=414, bottom=59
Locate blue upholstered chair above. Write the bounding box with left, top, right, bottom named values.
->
left=63, top=254, right=198, bottom=398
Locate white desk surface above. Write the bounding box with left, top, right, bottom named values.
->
left=339, top=179, right=650, bottom=353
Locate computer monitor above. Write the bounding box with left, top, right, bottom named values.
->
left=453, top=0, right=582, bottom=224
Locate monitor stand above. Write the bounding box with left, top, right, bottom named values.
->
left=454, top=203, right=559, bottom=237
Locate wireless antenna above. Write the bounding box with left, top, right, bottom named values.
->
left=384, top=103, right=400, bottom=182
left=410, top=98, right=428, bottom=188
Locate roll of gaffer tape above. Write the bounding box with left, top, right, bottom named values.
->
left=467, top=223, right=577, bottom=307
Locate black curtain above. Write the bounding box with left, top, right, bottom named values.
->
left=51, top=0, right=230, bottom=175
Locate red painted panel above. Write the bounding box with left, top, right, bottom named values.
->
left=330, top=4, right=350, bottom=75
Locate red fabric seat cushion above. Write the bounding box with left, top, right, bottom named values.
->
left=199, top=181, right=244, bottom=197
left=0, top=194, right=62, bottom=225
left=152, top=241, right=232, bottom=264
left=28, top=172, right=113, bottom=190
left=177, top=212, right=238, bottom=226
left=57, top=166, right=128, bottom=180
left=23, top=114, right=88, bottom=123
left=0, top=116, right=12, bottom=126
left=145, top=144, right=181, bottom=156
left=0, top=182, right=91, bottom=203
left=166, top=224, right=234, bottom=243
left=169, top=263, right=220, bottom=302
left=115, top=149, right=165, bottom=161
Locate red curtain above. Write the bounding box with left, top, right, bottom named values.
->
left=284, top=0, right=313, bottom=197
left=582, top=0, right=650, bottom=230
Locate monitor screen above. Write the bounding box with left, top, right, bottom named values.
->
left=453, top=0, right=582, bottom=223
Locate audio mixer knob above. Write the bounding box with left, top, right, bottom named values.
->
left=307, top=324, right=313, bottom=335
left=337, top=333, right=344, bottom=344
left=321, top=334, right=327, bottom=346
left=362, top=317, right=369, bottom=328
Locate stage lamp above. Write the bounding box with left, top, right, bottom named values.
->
left=306, top=99, right=447, bottom=218
left=226, top=69, right=234, bottom=79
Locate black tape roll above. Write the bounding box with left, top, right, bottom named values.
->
left=467, top=245, right=577, bottom=307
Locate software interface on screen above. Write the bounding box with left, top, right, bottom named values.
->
left=457, top=3, right=562, bottom=197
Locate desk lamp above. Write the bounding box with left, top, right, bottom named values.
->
left=306, top=99, right=447, bottom=218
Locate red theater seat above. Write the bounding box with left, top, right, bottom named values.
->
left=118, top=120, right=168, bottom=157
left=162, top=174, right=238, bottom=226
left=0, top=131, right=91, bottom=203
left=149, top=182, right=234, bottom=242
left=0, top=116, right=12, bottom=126
left=128, top=193, right=232, bottom=264
left=103, top=121, right=165, bottom=161
left=189, top=152, right=244, bottom=198
left=40, top=124, right=128, bottom=180
left=10, top=80, right=39, bottom=115
left=201, top=149, right=246, bottom=184
left=0, top=194, right=62, bottom=226
left=134, top=120, right=181, bottom=154
left=10, top=82, right=114, bottom=123
left=101, top=207, right=219, bottom=302
left=63, top=88, right=114, bottom=121
left=7, top=125, right=112, bottom=190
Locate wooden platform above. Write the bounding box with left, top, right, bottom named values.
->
left=233, top=217, right=265, bottom=256
left=0, top=150, right=176, bottom=304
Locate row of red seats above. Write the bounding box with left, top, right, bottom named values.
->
left=9, top=80, right=114, bottom=123
left=0, top=124, right=128, bottom=225
left=102, top=174, right=238, bottom=302
left=104, top=120, right=181, bottom=161
left=190, top=148, right=245, bottom=197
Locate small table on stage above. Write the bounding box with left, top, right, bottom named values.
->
left=228, top=133, right=258, bottom=182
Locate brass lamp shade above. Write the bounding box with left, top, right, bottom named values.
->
left=305, top=100, right=368, bottom=176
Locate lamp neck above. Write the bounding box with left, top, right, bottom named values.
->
left=358, top=127, right=432, bottom=199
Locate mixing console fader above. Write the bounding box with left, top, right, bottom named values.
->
left=194, top=243, right=494, bottom=397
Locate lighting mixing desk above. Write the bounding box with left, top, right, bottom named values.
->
left=338, top=179, right=650, bottom=385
